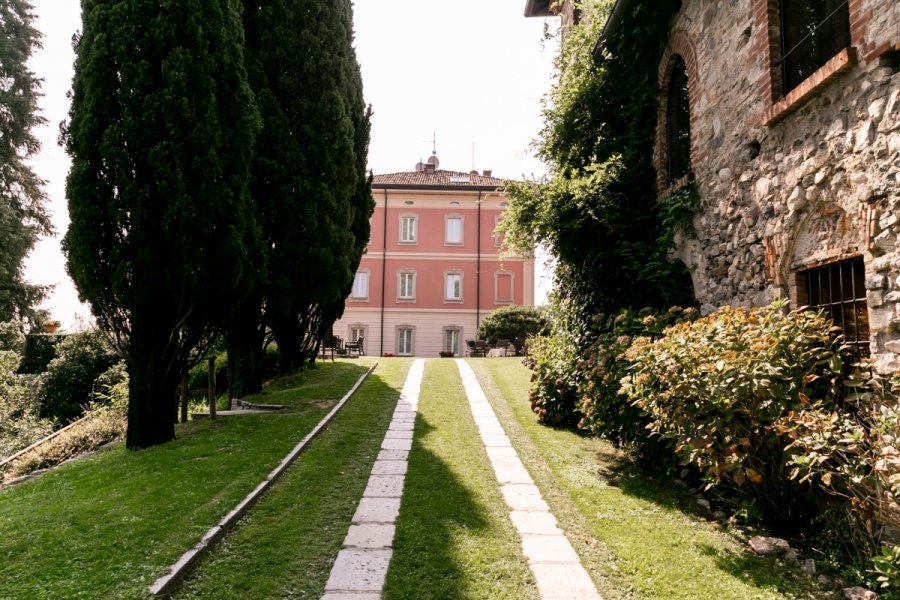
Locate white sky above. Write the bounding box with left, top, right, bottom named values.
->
left=24, top=0, right=559, bottom=331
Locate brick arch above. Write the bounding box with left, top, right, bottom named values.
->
left=654, top=29, right=701, bottom=198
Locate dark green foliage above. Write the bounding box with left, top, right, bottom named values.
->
left=226, top=0, right=372, bottom=391
left=37, top=329, right=117, bottom=425
left=17, top=333, right=64, bottom=374
left=0, top=0, right=51, bottom=325
left=63, top=0, right=261, bottom=448
left=502, top=1, right=692, bottom=336
left=477, top=305, right=549, bottom=353
left=622, top=303, right=848, bottom=525
left=577, top=305, right=697, bottom=461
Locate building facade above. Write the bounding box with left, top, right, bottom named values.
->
left=331, top=157, right=535, bottom=357
left=532, top=0, right=900, bottom=372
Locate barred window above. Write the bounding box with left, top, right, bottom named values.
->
left=797, top=257, right=869, bottom=357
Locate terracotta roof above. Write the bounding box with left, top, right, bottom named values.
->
left=373, top=169, right=505, bottom=189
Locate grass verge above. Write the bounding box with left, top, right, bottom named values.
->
left=172, top=358, right=412, bottom=599
left=0, top=359, right=372, bottom=599
left=469, top=357, right=831, bottom=600
left=383, top=359, right=539, bottom=600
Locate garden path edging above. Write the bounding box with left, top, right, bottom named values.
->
left=148, top=361, right=378, bottom=597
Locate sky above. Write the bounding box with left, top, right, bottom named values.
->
left=23, top=0, right=559, bottom=331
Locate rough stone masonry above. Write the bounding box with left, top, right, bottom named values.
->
left=652, top=0, right=900, bottom=372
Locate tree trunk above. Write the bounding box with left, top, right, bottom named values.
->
left=226, top=296, right=264, bottom=398
left=125, top=310, right=178, bottom=449
left=272, top=313, right=303, bottom=373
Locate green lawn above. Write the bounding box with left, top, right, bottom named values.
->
left=173, top=358, right=411, bottom=599
left=0, top=359, right=374, bottom=600
left=383, top=359, right=538, bottom=600
left=468, top=357, right=832, bottom=600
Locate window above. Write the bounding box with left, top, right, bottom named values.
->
left=493, top=214, right=504, bottom=247
left=445, top=215, right=463, bottom=245
left=349, top=326, right=366, bottom=343
left=779, top=0, right=850, bottom=95
left=397, top=327, right=414, bottom=356
left=350, top=271, right=368, bottom=300
left=494, top=271, right=514, bottom=304
left=398, top=270, right=415, bottom=301
left=797, top=257, right=869, bottom=357
left=444, top=328, right=461, bottom=356
left=445, top=272, right=462, bottom=302
left=400, top=215, right=417, bottom=243
left=665, top=55, right=692, bottom=185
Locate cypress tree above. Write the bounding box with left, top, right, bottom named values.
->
left=63, top=0, right=261, bottom=448
left=227, top=0, right=371, bottom=390
left=0, top=0, right=50, bottom=325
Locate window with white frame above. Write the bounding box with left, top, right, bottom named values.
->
left=399, top=214, right=417, bottom=243
left=350, top=270, right=369, bottom=300
left=397, top=327, right=414, bottom=356
left=493, top=214, right=504, bottom=247
left=445, top=215, right=463, bottom=245
left=444, top=272, right=462, bottom=302
left=398, top=270, right=415, bottom=301
left=444, top=327, right=461, bottom=356
left=494, top=271, right=514, bottom=304
left=349, top=325, right=366, bottom=343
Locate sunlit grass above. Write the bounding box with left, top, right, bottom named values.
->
left=469, top=357, right=830, bottom=600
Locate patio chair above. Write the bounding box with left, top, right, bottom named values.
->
left=465, top=339, right=484, bottom=357
left=474, top=340, right=488, bottom=357
left=495, top=339, right=510, bottom=357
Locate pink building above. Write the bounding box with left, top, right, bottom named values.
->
left=331, top=156, right=535, bottom=357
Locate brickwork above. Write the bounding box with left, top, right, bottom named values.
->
left=656, top=0, right=900, bottom=371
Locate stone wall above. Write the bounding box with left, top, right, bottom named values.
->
left=657, top=0, right=900, bottom=371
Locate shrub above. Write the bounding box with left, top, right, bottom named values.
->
left=477, top=305, right=549, bottom=354
left=621, top=302, right=847, bottom=522
left=578, top=306, right=696, bottom=460
left=0, top=321, right=52, bottom=459
left=37, top=329, right=119, bottom=424
left=17, top=333, right=66, bottom=374
left=781, top=368, right=900, bottom=583
left=3, top=400, right=126, bottom=482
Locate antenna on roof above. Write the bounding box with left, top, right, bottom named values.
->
left=431, top=131, right=437, bottom=156
left=471, top=141, right=475, bottom=171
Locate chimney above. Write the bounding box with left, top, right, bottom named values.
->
left=425, top=162, right=436, bottom=174
left=482, top=169, right=492, bottom=177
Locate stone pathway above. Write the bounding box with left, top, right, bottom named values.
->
left=456, top=359, right=602, bottom=600
left=322, top=358, right=600, bottom=599
left=321, top=359, right=424, bottom=600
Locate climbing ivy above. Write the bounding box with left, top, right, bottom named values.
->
left=501, top=0, right=693, bottom=334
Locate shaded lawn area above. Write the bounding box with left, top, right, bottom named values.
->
left=173, top=358, right=412, bottom=599
left=468, top=357, right=832, bottom=600
left=0, top=359, right=373, bottom=600
left=384, top=359, right=539, bottom=600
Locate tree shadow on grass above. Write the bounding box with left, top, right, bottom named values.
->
left=384, top=416, right=534, bottom=600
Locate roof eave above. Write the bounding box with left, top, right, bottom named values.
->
left=593, top=0, right=636, bottom=61
left=372, top=183, right=503, bottom=193
left=524, top=0, right=554, bottom=18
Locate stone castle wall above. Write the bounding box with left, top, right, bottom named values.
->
left=658, top=0, right=900, bottom=371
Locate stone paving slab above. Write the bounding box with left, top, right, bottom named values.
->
left=500, top=483, right=550, bottom=511
left=363, top=474, right=405, bottom=498
left=494, top=465, right=534, bottom=485
left=324, top=549, right=392, bottom=592
left=510, top=510, right=563, bottom=535
left=522, top=534, right=581, bottom=564
left=381, top=437, right=413, bottom=451
left=388, top=420, right=415, bottom=431
left=353, top=494, right=401, bottom=525
left=530, top=563, right=601, bottom=599
left=489, top=454, right=526, bottom=470
left=371, top=460, right=408, bottom=476
left=481, top=433, right=512, bottom=447
left=384, top=429, right=413, bottom=439
left=484, top=445, right=519, bottom=458
left=343, top=523, right=396, bottom=550
left=321, top=593, right=382, bottom=600
left=377, top=449, right=409, bottom=461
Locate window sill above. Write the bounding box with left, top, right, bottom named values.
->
left=348, top=298, right=369, bottom=303
left=763, top=47, right=857, bottom=126
left=443, top=299, right=463, bottom=304
left=397, top=298, right=416, bottom=303
left=398, top=241, right=418, bottom=246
